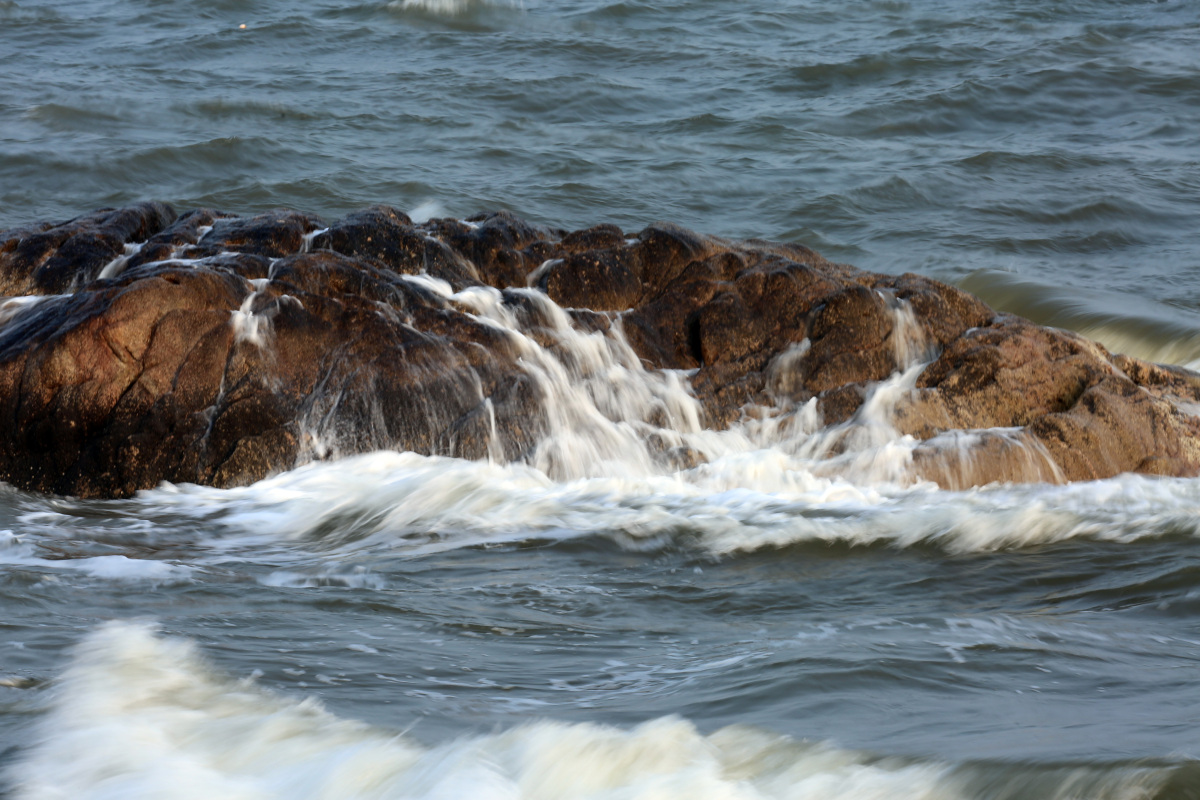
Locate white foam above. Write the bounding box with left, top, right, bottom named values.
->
left=10, top=622, right=1172, bottom=800
left=388, top=0, right=522, bottom=15
left=0, top=622, right=958, bottom=800
left=0, top=530, right=193, bottom=583
left=408, top=200, right=447, bottom=223
left=131, top=451, right=1200, bottom=558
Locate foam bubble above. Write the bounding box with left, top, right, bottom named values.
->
left=72, top=555, right=193, bottom=582
left=258, top=569, right=386, bottom=590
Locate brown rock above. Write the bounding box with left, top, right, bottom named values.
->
left=2, top=202, right=1200, bottom=497
left=0, top=202, right=176, bottom=295
left=192, top=209, right=324, bottom=259
left=542, top=248, right=642, bottom=311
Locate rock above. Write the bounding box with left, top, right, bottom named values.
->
left=310, top=205, right=462, bottom=283
left=0, top=247, right=539, bottom=497
left=0, top=202, right=176, bottom=295
left=191, top=209, right=325, bottom=259
left=1, top=201, right=1199, bottom=498
left=123, top=208, right=236, bottom=271
left=543, top=248, right=642, bottom=310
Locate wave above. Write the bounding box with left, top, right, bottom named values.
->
left=3, top=450, right=1194, bottom=578
left=5, top=622, right=1185, bottom=800
left=959, top=269, right=1200, bottom=369
left=386, top=0, right=522, bottom=15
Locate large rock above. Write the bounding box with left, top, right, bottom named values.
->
left=1, top=203, right=1199, bottom=497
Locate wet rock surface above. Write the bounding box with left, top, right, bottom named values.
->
left=2, top=203, right=1199, bottom=498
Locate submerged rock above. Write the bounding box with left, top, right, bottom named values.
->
left=1, top=203, right=1199, bottom=498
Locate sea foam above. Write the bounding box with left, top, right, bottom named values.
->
left=387, top=0, right=522, bottom=15
left=8, top=622, right=1172, bottom=800
left=133, top=453, right=1200, bottom=557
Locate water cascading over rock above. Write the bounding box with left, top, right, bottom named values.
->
left=2, top=201, right=1199, bottom=498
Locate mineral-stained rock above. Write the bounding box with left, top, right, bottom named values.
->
left=1, top=202, right=1199, bottom=498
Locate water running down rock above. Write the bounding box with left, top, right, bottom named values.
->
left=1, top=202, right=1198, bottom=498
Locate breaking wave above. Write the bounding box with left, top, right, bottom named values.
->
left=5, top=622, right=1185, bottom=800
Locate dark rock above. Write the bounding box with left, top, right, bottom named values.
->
left=560, top=224, right=625, bottom=254
left=543, top=249, right=642, bottom=310
left=632, top=222, right=726, bottom=295
left=311, top=205, right=483, bottom=289
left=448, top=210, right=549, bottom=289
left=192, top=209, right=324, bottom=259
left=2, top=201, right=1200, bottom=497
left=0, top=202, right=176, bottom=295
left=0, top=250, right=537, bottom=497
left=124, top=208, right=235, bottom=271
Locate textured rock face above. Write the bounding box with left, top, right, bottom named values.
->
left=2, top=203, right=1199, bottom=498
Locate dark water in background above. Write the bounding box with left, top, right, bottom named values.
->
left=4, top=1, right=1200, bottom=797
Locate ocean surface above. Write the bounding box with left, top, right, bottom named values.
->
left=4, top=0, right=1200, bottom=797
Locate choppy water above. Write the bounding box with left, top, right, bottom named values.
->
left=4, top=0, right=1200, bottom=797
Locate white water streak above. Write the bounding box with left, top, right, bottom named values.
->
left=403, top=277, right=985, bottom=488
left=118, top=453, right=1200, bottom=558
left=96, top=241, right=144, bottom=280
left=388, top=0, right=522, bottom=14
left=408, top=200, right=447, bottom=223
left=0, top=295, right=60, bottom=328
left=299, top=227, right=330, bottom=254
left=230, top=278, right=273, bottom=347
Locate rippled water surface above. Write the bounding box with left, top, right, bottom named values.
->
left=4, top=1, right=1200, bottom=797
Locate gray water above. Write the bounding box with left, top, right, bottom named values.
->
left=4, top=1, right=1200, bottom=797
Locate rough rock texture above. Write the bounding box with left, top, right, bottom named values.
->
left=2, top=203, right=1200, bottom=497
left=0, top=203, right=177, bottom=295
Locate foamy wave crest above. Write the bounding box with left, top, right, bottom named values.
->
left=7, top=622, right=1174, bottom=800
left=132, top=453, right=1200, bottom=557
left=387, top=0, right=522, bottom=14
